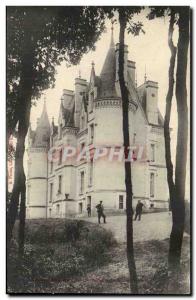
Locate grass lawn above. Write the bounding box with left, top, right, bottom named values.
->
left=7, top=219, right=190, bottom=295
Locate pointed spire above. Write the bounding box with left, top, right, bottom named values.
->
left=110, top=21, right=115, bottom=47
left=135, top=71, right=138, bottom=87
left=90, top=60, right=96, bottom=83
left=32, top=99, right=50, bottom=148
left=38, top=98, right=50, bottom=129
left=100, top=22, right=117, bottom=98
left=78, top=69, right=81, bottom=79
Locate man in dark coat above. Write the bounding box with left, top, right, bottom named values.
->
left=96, top=201, right=106, bottom=224
left=134, top=200, right=144, bottom=221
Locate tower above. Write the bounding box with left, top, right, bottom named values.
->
left=26, top=101, right=50, bottom=219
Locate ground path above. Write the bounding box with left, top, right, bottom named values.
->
left=83, top=212, right=174, bottom=243
left=54, top=212, right=190, bottom=294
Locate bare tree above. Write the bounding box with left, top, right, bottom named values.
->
left=149, top=6, right=190, bottom=272
left=168, top=7, right=190, bottom=269
left=118, top=8, right=138, bottom=294
left=164, top=10, right=176, bottom=216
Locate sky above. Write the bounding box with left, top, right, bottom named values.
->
left=30, top=8, right=179, bottom=129
left=29, top=8, right=190, bottom=198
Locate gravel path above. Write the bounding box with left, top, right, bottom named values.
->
left=83, top=212, right=173, bottom=243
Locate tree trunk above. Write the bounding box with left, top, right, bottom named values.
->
left=118, top=9, right=138, bottom=294
left=7, top=100, right=31, bottom=245
left=164, top=11, right=177, bottom=213
left=168, top=7, right=190, bottom=269
left=6, top=135, right=24, bottom=243
left=18, top=175, right=26, bottom=256
left=7, top=25, right=34, bottom=250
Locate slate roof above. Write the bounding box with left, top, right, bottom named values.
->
left=99, top=34, right=117, bottom=98
left=32, top=101, right=50, bottom=147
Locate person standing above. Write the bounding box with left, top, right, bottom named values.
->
left=87, top=204, right=91, bottom=217
left=96, top=201, right=106, bottom=224
left=134, top=200, right=144, bottom=221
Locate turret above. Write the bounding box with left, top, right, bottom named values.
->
left=137, top=80, right=159, bottom=125
left=26, top=101, right=50, bottom=219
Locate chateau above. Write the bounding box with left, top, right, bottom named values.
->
left=26, top=30, right=169, bottom=219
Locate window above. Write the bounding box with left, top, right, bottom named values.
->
left=119, top=195, right=124, bottom=209
left=80, top=171, right=84, bottom=194
left=90, top=124, right=94, bottom=144
left=58, top=175, right=62, bottom=193
left=89, top=160, right=93, bottom=186
left=79, top=202, right=83, bottom=214
left=49, top=208, right=52, bottom=218
left=56, top=204, right=60, bottom=215
left=80, top=142, right=85, bottom=161
left=59, top=124, right=62, bottom=139
left=150, top=144, right=155, bottom=162
left=89, top=92, right=94, bottom=111
left=81, top=115, right=85, bottom=129
left=87, top=196, right=91, bottom=207
left=81, top=142, right=85, bottom=151
left=50, top=161, right=53, bottom=173
left=49, top=183, right=53, bottom=202
left=150, top=173, right=155, bottom=197
left=58, top=148, right=63, bottom=165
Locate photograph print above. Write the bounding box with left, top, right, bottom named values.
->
left=6, top=6, right=191, bottom=295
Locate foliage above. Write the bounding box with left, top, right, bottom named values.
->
left=7, top=6, right=106, bottom=134
left=7, top=219, right=116, bottom=293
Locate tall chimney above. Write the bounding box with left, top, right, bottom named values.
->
left=74, top=78, right=87, bottom=128
left=127, top=60, right=136, bottom=85
left=145, top=81, right=158, bottom=125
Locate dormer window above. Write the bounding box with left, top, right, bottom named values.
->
left=89, top=91, right=94, bottom=112
left=150, top=173, right=155, bottom=197
left=59, top=124, right=62, bottom=139
left=150, top=144, right=155, bottom=162
left=50, top=161, right=53, bottom=173
left=81, top=115, right=85, bottom=130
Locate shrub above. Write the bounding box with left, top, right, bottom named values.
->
left=63, top=220, right=84, bottom=242
left=7, top=220, right=116, bottom=293
left=77, top=227, right=116, bottom=266
left=24, top=219, right=85, bottom=244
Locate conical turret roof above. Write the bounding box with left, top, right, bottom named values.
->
left=99, top=27, right=117, bottom=98
left=32, top=101, right=50, bottom=148
left=39, top=100, right=50, bottom=129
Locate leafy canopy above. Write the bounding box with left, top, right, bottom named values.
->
left=7, top=6, right=106, bottom=131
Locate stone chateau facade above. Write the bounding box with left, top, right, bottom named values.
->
left=26, top=30, right=169, bottom=219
